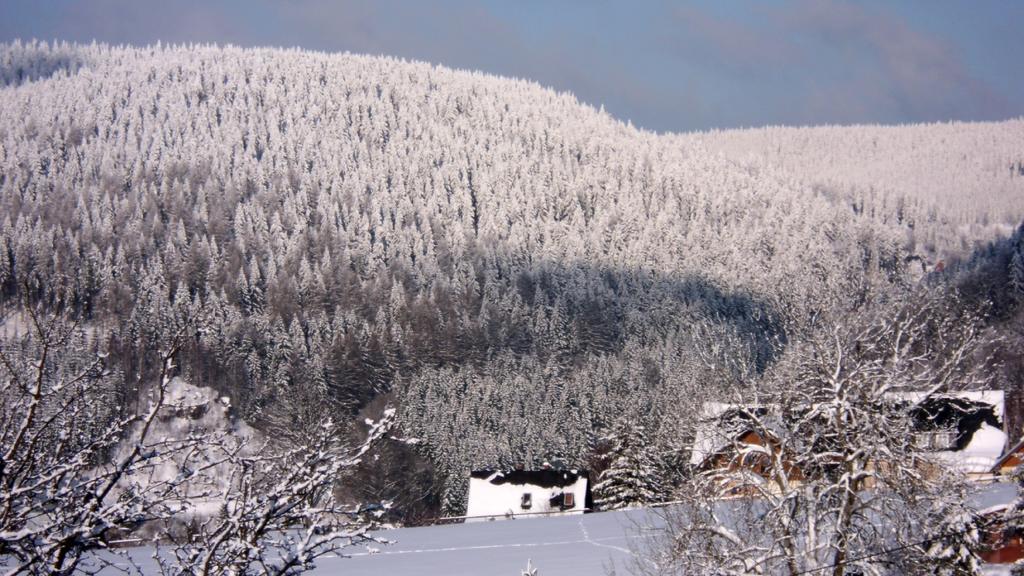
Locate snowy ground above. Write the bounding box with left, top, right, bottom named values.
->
left=95, top=508, right=660, bottom=575
left=332, top=510, right=657, bottom=575
left=91, top=483, right=1019, bottom=575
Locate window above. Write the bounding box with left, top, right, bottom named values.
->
left=549, top=492, right=576, bottom=509
left=913, top=430, right=956, bottom=451
left=562, top=492, right=575, bottom=508
left=521, top=493, right=532, bottom=510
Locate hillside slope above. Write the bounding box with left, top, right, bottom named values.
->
left=681, top=120, right=1024, bottom=260
left=1, top=41, right=1022, bottom=518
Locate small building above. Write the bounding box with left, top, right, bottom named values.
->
left=465, top=469, right=591, bottom=522
left=967, top=481, right=1024, bottom=565
left=976, top=503, right=1024, bottom=564
left=903, top=390, right=1007, bottom=480
left=690, top=391, right=1007, bottom=486
left=689, top=404, right=803, bottom=495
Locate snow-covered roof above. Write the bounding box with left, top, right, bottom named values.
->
left=690, top=403, right=772, bottom=466
left=903, top=391, right=1007, bottom=473
left=895, top=390, right=1005, bottom=422
left=968, top=481, right=1018, bottom=514
left=931, top=423, right=1007, bottom=474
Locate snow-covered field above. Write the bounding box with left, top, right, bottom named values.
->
left=96, top=509, right=659, bottom=575
left=333, top=511, right=654, bottom=575
left=89, top=483, right=1018, bottom=575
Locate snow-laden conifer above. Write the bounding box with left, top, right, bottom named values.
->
left=594, top=419, right=662, bottom=510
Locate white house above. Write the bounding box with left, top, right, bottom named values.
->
left=465, top=469, right=590, bottom=522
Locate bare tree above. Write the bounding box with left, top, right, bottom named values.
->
left=645, top=289, right=994, bottom=576
left=1, top=300, right=396, bottom=575
left=154, top=409, right=395, bottom=576
left=0, top=302, right=203, bottom=575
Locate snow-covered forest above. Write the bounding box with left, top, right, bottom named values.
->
left=2, top=40, right=1024, bottom=572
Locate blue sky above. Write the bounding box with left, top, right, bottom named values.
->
left=1, top=0, right=1021, bottom=133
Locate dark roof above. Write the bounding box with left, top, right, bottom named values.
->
left=470, top=469, right=588, bottom=488
left=907, top=395, right=1002, bottom=451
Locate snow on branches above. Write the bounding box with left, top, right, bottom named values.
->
left=0, top=300, right=396, bottom=575
left=647, top=288, right=996, bottom=576
left=0, top=304, right=202, bottom=575
left=593, top=419, right=663, bottom=510
left=154, top=409, right=396, bottom=575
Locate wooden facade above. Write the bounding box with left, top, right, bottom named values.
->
left=993, top=438, right=1024, bottom=477
left=977, top=507, right=1024, bottom=564
left=699, top=430, right=807, bottom=495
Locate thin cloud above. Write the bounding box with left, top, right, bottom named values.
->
left=784, top=0, right=1008, bottom=120
left=666, top=0, right=1010, bottom=126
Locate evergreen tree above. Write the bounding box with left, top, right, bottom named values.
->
left=593, top=419, right=662, bottom=510
left=925, top=508, right=982, bottom=576
left=1010, top=248, right=1024, bottom=300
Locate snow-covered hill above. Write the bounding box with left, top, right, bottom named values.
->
left=681, top=120, right=1024, bottom=255
left=2, top=40, right=1023, bottom=525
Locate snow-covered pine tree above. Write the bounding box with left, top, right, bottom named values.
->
left=1010, top=248, right=1024, bottom=300
left=925, top=508, right=982, bottom=576
left=593, top=419, right=662, bottom=510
